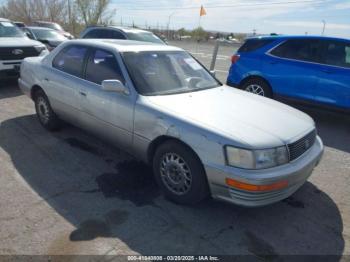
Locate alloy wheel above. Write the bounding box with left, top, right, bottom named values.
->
left=160, top=153, right=192, bottom=195
left=245, top=84, right=265, bottom=96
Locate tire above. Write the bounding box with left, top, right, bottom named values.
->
left=34, top=89, right=61, bottom=131
left=153, top=141, right=209, bottom=205
left=241, top=78, right=272, bottom=98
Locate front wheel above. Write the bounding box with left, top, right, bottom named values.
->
left=34, top=90, right=61, bottom=131
left=241, top=78, right=272, bottom=98
left=153, top=141, right=209, bottom=205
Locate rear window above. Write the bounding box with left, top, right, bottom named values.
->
left=322, top=40, right=350, bottom=68
left=126, top=32, right=165, bottom=44
left=83, top=29, right=126, bottom=39
left=238, top=38, right=275, bottom=53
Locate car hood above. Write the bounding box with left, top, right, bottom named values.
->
left=144, top=86, right=315, bottom=148
left=46, top=39, right=64, bottom=47
left=0, top=37, right=43, bottom=47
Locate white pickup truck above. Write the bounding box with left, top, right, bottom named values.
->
left=0, top=18, right=47, bottom=79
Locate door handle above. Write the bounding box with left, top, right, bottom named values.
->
left=79, top=91, right=87, bottom=97
left=44, top=78, right=50, bottom=82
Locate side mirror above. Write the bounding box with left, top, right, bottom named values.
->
left=210, top=70, right=216, bottom=77
left=101, top=80, right=129, bottom=95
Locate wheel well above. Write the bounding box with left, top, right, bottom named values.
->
left=31, top=85, right=44, bottom=100
left=147, top=136, right=202, bottom=165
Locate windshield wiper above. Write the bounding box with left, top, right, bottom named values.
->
left=146, top=85, right=221, bottom=96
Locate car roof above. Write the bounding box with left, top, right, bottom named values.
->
left=67, top=39, right=183, bottom=52
left=27, top=26, right=55, bottom=31
left=34, top=21, right=57, bottom=25
left=247, top=35, right=350, bottom=42
left=86, top=26, right=153, bottom=34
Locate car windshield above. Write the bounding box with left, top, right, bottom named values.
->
left=126, top=32, right=165, bottom=44
left=122, top=51, right=221, bottom=96
left=0, top=21, right=25, bottom=37
left=32, top=28, right=66, bottom=40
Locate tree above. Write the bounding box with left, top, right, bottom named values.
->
left=0, top=0, right=67, bottom=24
left=191, top=27, right=209, bottom=42
left=177, top=28, right=188, bottom=37
left=75, top=0, right=112, bottom=26
left=46, top=0, right=67, bottom=22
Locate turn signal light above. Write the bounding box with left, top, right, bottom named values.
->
left=225, top=178, right=288, bottom=192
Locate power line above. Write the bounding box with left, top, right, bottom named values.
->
left=116, top=0, right=327, bottom=11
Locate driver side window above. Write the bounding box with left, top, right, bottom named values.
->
left=85, top=49, right=125, bottom=85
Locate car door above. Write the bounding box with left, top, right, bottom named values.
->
left=315, top=39, right=350, bottom=109
left=264, top=39, right=323, bottom=102
left=44, top=44, right=89, bottom=124
left=78, top=48, right=134, bottom=150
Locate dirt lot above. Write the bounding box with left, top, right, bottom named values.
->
left=0, top=79, right=350, bottom=259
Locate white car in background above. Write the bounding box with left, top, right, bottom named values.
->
left=80, top=26, right=166, bottom=45
left=0, top=18, right=47, bottom=79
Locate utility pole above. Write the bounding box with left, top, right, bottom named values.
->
left=322, top=20, right=326, bottom=35
left=67, top=0, right=74, bottom=36
left=167, top=12, right=176, bottom=40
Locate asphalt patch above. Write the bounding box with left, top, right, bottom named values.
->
left=70, top=210, right=129, bottom=241
left=245, top=230, right=280, bottom=261
left=282, top=197, right=305, bottom=209
left=96, top=161, right=160, bottom=207
left=64, top=137, right=104, bottom=156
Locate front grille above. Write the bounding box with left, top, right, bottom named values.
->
left=288, top=129, right=317, bottom=161
left=0, top=46, right=40, bottom=61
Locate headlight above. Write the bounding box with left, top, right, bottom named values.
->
left=34, top=45, right=47, bottom=53
left=225, top=146, right=289, bottom=169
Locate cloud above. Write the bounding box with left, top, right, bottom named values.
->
left=108, top=0, right=350, bottom=37
left=271, top=21, right=350, bottom=30
left=333, top=2, right=350, bottom=10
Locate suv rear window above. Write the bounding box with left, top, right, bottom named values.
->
left=83, top=29, right=126, bottom=39
left=238, top=38, right=275, bottom=53
left=322, top=40, right=350, bottom=68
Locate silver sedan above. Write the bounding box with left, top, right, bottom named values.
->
left=18, top=39, right=324, bottom=207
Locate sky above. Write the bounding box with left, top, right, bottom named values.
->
left=108, top=0, right=350, bottom=38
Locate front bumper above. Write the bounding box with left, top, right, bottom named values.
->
left=205, top=136, right=324, bottom=207
left=0, top=69, right=19, bottom=79
left=0, top=60, right=21, bottom=79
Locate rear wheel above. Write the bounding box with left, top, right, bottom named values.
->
left=153, top=141, right=209, bottom=205
left=241, top=78, right=272, bottom=98
left=34, top=90, right=61, bottom=131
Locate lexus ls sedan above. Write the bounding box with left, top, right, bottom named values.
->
left=19, top=40, right=324, bottom=207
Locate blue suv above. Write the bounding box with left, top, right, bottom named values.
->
left=227, top=35, right=350, bottom=112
